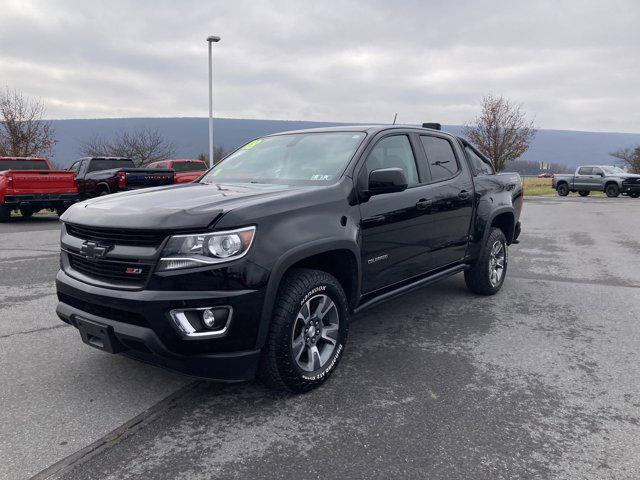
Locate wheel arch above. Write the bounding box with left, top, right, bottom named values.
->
left=256, top=239, right=361, bottom=349
left=485, top=208, right=516, bottom=246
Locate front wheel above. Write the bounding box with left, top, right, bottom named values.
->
left=578, top=190, right=590, bottom=197
left=557, top=183, right=569, bottom=196
left=259, top=268, right=349, bottom=393
left=605, top=183, right=620, bottom=198
left=630, top=193, right=640, bottom=198
left=465, top=228, right=508, bottom=295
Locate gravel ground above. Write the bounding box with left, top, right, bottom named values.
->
left=2, top=196, right=640, bottom=479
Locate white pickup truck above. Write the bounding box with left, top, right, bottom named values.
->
left=552, top=165, right=640, bottom=198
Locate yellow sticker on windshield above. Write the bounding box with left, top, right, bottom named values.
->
left=242, top=139, right=262, bottom=150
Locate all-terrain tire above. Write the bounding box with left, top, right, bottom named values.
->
left=629, top=193, right=639, bottom=198
left=464, top=227, right=508, bottom=296
left=605, top=183, right=620, bottom=198
left=258, top=268, right=349, bottom=393
left=578, top=190, right=590, bottom=197
left=557, top=183, right=569, bottom=196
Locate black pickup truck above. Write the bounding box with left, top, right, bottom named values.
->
left=56, top=125, right=523, bottom=393
left=67, top=157, right=174, bottom=198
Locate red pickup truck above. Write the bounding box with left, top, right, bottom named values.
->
left=147, top=159, right=208, bottom=183
left=0, top=157, right=78, bottom=222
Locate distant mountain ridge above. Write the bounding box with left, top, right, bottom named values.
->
left=47, top=117, right=640, bottom=169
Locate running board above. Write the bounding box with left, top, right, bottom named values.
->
left=353, top=264, right=468, bottom=314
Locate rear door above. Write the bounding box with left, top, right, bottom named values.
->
left=416, top=134, right=475, bottom=269
left=574, top=167, right=593, bottom=190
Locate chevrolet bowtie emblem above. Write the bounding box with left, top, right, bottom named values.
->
left=80, top=241, right=112, bottom=260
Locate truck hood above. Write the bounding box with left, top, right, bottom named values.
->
left=62, top=182, right=303, bottom=230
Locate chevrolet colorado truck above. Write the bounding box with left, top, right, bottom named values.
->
left=68, top=157, right=175, bottom=198
left=146, top=159, right=208, bottom=184
left=553, top=165, right=640, bottom=198
left=56, top=125, right=523, bottom=393
left=0, top=157, right=78, bottom=221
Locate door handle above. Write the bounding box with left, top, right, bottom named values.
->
left=458, top=190, right=470, bottom=199
left=416, top=199, right=432, bottom=210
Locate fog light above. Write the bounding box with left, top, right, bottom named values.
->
left=202, top=309, right=216, bottom=328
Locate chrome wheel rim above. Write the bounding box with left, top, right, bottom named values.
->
left=291, top=294, right=339, bottom=372
left=488, top=240, right=506, bottom=287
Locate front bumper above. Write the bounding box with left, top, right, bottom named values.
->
left=622, top=182, right=640, bottom=194
left=56, top=269, right=263, bottom=381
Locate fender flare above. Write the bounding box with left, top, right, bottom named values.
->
left=96, top=182, right=111, bottom=194
left=482, top=207, right=516, bottom=246
left=255, top=238, right=361, bottom=349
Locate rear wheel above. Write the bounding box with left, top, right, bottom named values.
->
left=19, top=206, right=34, bottom=218
left=465, top=228, right=508, bottom=295
left=578, top=190, right=590, bottom=197
left=0, top=205, right=10, bottom=222
left=605, top=183, right=620, bottom=198
left=557, top=183, right=569, bottom=196
left=259, top=268, right=349, bottom=393
left=56, top=205, right=69, bottom=217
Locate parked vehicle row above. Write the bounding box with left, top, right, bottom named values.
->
left=0, top=157, right=208, bottom=221
left=553, top=165, right=640, bottom=198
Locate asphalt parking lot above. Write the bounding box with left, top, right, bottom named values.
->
left=2, top=196, right=640, bottom=479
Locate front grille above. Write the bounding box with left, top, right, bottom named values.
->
left=65, top=224, right=167, bottom=247
left=57, top=292, right=148, bottom=327
left=68, top=252, right=152, bottom=285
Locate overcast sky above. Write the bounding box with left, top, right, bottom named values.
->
left=1, top=0, right=639, bottom=132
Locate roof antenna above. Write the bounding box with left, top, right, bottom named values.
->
left=392, top=113, right=398, bottom=125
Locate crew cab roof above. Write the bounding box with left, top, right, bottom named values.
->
left=266, top=124, right=452, bottom=137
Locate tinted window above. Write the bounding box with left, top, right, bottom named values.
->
left=591, top=167, right=603, bottom=176
left=68, top=161, right=80, bottom=173
left=0, top=159, right=49, bottom=170
left=87, top=159, right=135, bottom=173
left=578, top=167, right=593, bottom=175
left=421, top=136, right=459, bottom=181
left=173, top=161, right=207, bottom=172
left=464, top=146, right=494, bottom=176
left=364, top=135, right=419, bottom=185
left=200, top=132, right=365, bottom=185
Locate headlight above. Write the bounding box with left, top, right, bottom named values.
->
left=157, top=226, right=255, bottom=271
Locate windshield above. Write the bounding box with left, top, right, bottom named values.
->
left=0, top=159, right=49, bottom=171
left=199, top=132, right=366, bottom=185
left=88, top=159, right=134, bottom=173
left=601, top=166, right=626, bottom=175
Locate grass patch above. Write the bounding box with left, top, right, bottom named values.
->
left=523, top=177, right=605, bottom=197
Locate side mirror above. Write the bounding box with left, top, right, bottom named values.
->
left=368, top=168, right=408, bottom=196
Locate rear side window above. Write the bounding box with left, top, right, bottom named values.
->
left=87, top=159, right=135, bottom=172
left=364, top=135, right=419, bottom=186
left=578, top=167, right=593, bottom=175
left=464, top=146, right=494, bottom=176
left=420, top=136, right=460, bottom=181
left=173, top=161, right=207, bottom=172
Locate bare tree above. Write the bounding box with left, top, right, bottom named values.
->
left=0, top=88, right=56, bottom=157
left=198, top=146, right=226, bottom=166
left=463, top=95, right=536, bottom=172
left=79, top=128, right=176, bottom=167
left=610, top=146, right=640, bottom=173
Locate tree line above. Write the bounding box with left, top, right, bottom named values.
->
left=1, top=87, right=638, bottom=173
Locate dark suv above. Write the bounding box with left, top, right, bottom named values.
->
left=56, top=125, right=523, bottom=393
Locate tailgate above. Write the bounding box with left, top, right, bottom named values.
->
left=124, top=170, right=174, bottom=188
left=9, top=170, right=76, bottom=193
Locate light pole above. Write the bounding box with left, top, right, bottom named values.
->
left=207, top=35, right=221, bottom=167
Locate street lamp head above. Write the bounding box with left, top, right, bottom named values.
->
left=206, top=35, right=221, bottom=43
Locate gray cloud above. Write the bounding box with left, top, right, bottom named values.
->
left=1, top=0, right=639, bottom=132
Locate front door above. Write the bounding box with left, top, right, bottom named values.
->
left=359, top=134, right=434, bottom=293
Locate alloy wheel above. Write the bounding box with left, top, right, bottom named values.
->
left=291, top=294, right=340, bottom=372
left=488, top=240, right=506, bottom=287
